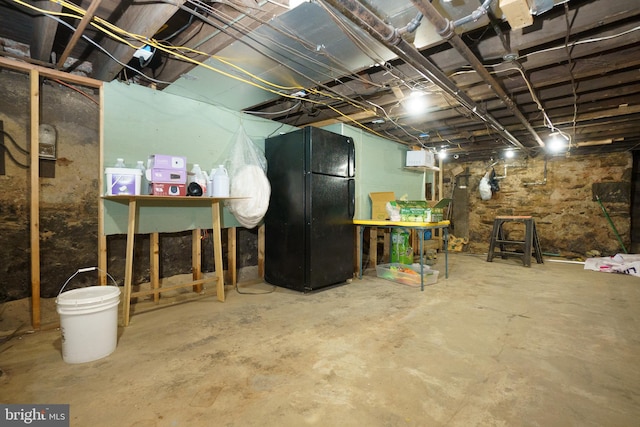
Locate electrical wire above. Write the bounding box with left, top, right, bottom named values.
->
left=0, top=146, right=28, bottom=169
left=192, top=0, right=386, bottom=90
left=521, top=23, right=640, bottom=60
left=55, top=0, right=408, bottom=138
left=74, top=0, right=399, bottom=139
left=244, top=101, right=302, bottom=116
left=10, top=0, right=444, bottom=143
left=51, top=78, right=99, bottom=105
left=0, top=130, right=29, bottom=169
left=10, top=0, right=172, bottom=85
left=235, top=281, right=277, bottom=295
left=0, top=129, right=28, bottom=155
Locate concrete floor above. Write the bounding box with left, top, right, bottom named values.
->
left=1, top=253, right=640, bottom=426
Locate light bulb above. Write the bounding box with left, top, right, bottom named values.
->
left=404, top=91, right=428, bottom=115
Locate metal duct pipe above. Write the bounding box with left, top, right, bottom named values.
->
left=453, top=0, right=493, bottom=28
left=323, top=0, right=529, bottom=153
left=411, top=0, right=545, bottom=148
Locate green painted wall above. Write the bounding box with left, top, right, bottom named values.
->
left=103, top=82, right=428, bottom=234
left=103, top=81, right=296, bottom=234
left=323, top=123, right=433, bottom=219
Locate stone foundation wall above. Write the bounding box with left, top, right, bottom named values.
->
left=444, top=152, right=632, bottom=258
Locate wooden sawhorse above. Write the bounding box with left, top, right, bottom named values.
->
left=487, top=216, right=543, bottom=267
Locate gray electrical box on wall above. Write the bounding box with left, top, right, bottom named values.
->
left=38, top=123, right=57, bottom=160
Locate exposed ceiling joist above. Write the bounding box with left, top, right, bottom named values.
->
left=0, top=0, right=638, bottom=161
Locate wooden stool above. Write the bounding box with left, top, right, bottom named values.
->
left=487, top=216, right=543, bottom=267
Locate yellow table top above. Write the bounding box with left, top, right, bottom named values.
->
left=353, top=219, right=450, bottom=227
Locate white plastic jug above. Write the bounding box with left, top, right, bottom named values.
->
left=189, top=164, right=208, bottom=195
left=212, top=164, right=229, bottom=197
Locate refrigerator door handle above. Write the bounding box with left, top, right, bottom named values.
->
left=348, top=179, right=355, bottom=219
left=348, top=139, right=355, bottom=177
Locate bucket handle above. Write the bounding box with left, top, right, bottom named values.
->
left=58, top=267, right=119, bottom=297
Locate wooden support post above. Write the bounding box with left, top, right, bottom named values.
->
left=369, top=227, right=378, bottom=268
left=123, top=199, right=137, bottom=326
left=29, top=69, right=41, bottom=330
left=211, top=200, right=224, bottom=302
left=228, top=227, right=237, bottom=286
left=97, top=87, right=107, bottom=286
left=192, top=229, right=202, bottom=292
left=383, top=229, right=390, bottom=263
left=150, top=232, right=160, bottom=303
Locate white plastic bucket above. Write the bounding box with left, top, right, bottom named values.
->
left=55, top=268, right=121, bottom=364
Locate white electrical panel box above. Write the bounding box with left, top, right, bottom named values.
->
left=406, top=150, right=435, bottom=168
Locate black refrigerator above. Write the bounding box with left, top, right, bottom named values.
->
left=264, top=126, right=356, bottom=292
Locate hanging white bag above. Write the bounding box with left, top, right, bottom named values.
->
left=479, top=170, right=492, bottom=201
left=224, top=126, right=271, bottom=228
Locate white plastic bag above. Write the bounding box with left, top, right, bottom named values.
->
left=224, top=126, right=271, bottom=228
left=479, top=171, right=492, bottom=201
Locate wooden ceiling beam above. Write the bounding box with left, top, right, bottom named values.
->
left=90, top=0, right=187, bottom=82
left=56, top=0, right=103, bottom=69
left=155, top=2, right=288, bottom=89
left=31, top=0, right=62, bottom=63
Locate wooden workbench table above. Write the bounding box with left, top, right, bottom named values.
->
left=101, top=195, right=238, bottom=326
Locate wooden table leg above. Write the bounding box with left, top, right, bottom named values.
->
left=192, top=229, right=203, bottom=292
left=369, top=227, right=378, bottom=269
left=123, top=198, right=137, bottom=326
left=211, top=200, right=225, bottom=302
left=228, top=227, right=237, bottom=287
left=150, top=232, right=160, bottom=303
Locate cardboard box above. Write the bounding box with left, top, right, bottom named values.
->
left=147, top=154, right=186, bottom=171
left=151, top=183, right=186, bottom=196
left=389, top=200, right=432, bottom=222
left=369, top=192, right=395, bottom=220
left=147, top=168, right=187, bottom=184
left=406, top=150, right=435, bottom=168
left=105, top=167, right=142, bottom=195
left=500, top=0, right=533, bottom=30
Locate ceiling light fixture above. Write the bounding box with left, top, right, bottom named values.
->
left=546, top=132, right=569, bottom=153
left=403, top=91, right=428, bottom=116
left=504, top=149, right=515, bottom=159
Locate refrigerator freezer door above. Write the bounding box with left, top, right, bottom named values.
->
left=306, top=127, right=355, bottom=178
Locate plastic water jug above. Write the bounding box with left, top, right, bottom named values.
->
left=136, top=160, right=148, bottom=194
left=189, top=164, right=207, bottom=195
left=212, top=164, right=229, bottom=197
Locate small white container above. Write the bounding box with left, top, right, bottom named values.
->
left=105, top=167, right=142, bottom=195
